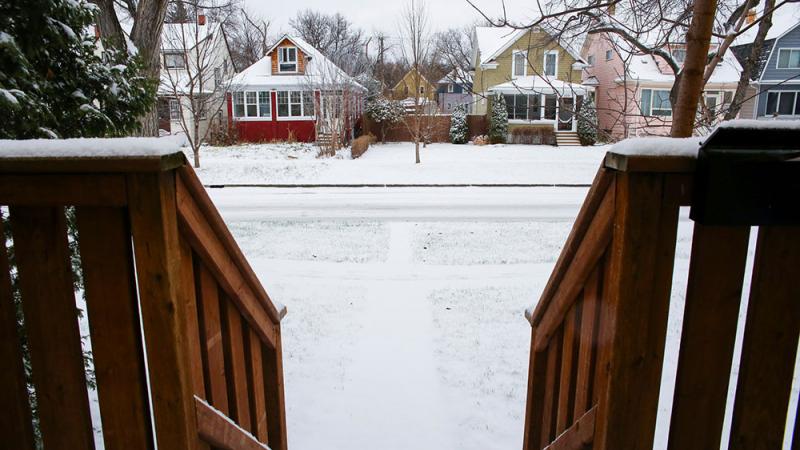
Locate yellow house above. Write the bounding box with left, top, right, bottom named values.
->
left=389, top=68, right=437, bottom=101
left=473, top=26, right=592, bottom=138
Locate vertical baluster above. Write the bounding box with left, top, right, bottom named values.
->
left=11, top=206, right=95, bottom=449
left=729, top=226, right=800, bottom=449
left=77, top=207, right=153, bottom=449
left=556, top=303, right=580, bottom=434
left=221, top=296, right=252, bottom=430
left=540, top=327, right=563, bottom=448
left=197, top=264, right=229, bottom=414
left=246, top=328, right=269, bottom=443
left=574, top=264, right=602, bottom=419
left=0, top=216, right=36, bottom=449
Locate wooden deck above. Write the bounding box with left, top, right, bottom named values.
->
left=523, top=135, right=800, bottom=449
left=0, top=151, right=287, bottom=450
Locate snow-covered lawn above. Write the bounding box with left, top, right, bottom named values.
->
left=209, top=186, right=800, bottom=450
left=191, top=142, right=608, bottom=185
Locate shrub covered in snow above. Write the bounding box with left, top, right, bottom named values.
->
left=449, top=104, right=469, bottom=144
left=365, top=96, right=405, bottom=144
left=489, top=94, right=508, bottom=144
left=0, top=0, right=155, bottom=139
left=577, top=96, right=598, bottom=146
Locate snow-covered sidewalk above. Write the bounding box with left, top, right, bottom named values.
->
left=191, top=142, right=608, bottom=185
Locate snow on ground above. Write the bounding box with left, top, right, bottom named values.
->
left=191, top=142, right=607, bottom=185
left=209, top=186, right=800, bottom=450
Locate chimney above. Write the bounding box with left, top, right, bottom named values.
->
left=198, top=14, right=206, bottom=26
left=746, top=8, right=756, bottom=25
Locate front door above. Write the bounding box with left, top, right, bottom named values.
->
left=558, top=98, right=574, bottom=131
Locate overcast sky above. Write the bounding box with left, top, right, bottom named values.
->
left=246, top=0, right=543, bottom=37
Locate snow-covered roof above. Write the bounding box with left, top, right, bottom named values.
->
left=734, top=2, right=800, bottom=45
left=475, top=26, right=584, bottom=66
left=229, top=35, right=365, bottom=91
left=488, top=76, right=592, bottom=95
left=619, top=52, right=742, bottom=85
left=161, top=22, right=218, bottom=51
left=437, top=68, right=473, bottom=85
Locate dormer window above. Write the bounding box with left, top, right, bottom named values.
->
left=164, top=51, right=185, bottom=69
left=279, top=47, right=298, bottom=72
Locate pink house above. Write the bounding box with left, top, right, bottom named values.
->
left=582, top=33, right=743, bottom=139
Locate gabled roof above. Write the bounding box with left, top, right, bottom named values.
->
left=437, top=68, right=473, bottom=85
left=734, top=2, right=800, bottom=45
left=391, top=68, right=435, bottom=91
left=229, top=35, right=365, bottom=91
left=264, top=34, right=316, bottom=58
left=474, top=26, right=585, bottom=66
left=161, top=22, right=219, bottom=51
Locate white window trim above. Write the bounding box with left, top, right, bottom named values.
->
left=765, top=90, right=800, bottom=116
left=164, top=51, right=186, bottom=70
left=543, top=50, right=559, bottom=77
left=447, top=83, right=454, bottom=93
left=505, top=93, right=560, bottom=124
left=641, top=88, right=673, bottom=116
left=232, top=90, right=272, bottom=121
left=776, top=48, right=800, bottom=69
left=169, top=99, right=181, bottom=121
left=512, top=50, right=528, bottom=78
left=278, top=47, right=299, bottom=73
left=276, top=90, right=315, bottom=121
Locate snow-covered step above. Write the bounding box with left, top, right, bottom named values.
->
left=556, top=132, right=582, bottom=147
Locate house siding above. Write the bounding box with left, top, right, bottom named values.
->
left=269, top=38, right=308, bottom=75
left=473, top=28, right=583, bottom=115
left=760, top=25, right=800, bottom=82
left=390, top=70, right=436, bottom=100
left=756, top=83, right=800, bottom=116
left=226, top=91, right=317, bottom=143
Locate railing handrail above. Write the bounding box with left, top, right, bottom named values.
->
left=177, top=164, right=287, bottom=323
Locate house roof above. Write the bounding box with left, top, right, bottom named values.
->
left=475, top=26, right=585, bottom=66
left=392, top=68, right=435, bottom=90
left=437, top=68, right=473, bottom=85
left=161, top=22, right=218, bottom=51
left=618, top=52, right=743, bottom=85
left=734, top=2, right=800, bottom=45
left=488, top=76, right=592, bottom=95
left=229, top=35, right=365, bottom=91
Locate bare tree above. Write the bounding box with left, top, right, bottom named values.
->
left=161, top=7, right=235, bottom=167
left=398, top=0, right=432, bottom=164
left=290, top=10, right=367, bottom=76
left=224, top=7, right=271, bottom=69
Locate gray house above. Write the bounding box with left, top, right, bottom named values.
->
left=436, top=69, right=474, bottom=114
left=731, top=5, right=800, bottom=119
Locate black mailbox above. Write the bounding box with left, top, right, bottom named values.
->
left=690, top=124, right=800, bottom=226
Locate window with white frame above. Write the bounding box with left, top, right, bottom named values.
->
left=164, top=52, right=185, bottom=69
left=279, top=47, right=298, bottom=72
left=640, top=88, right=672, bottom=116
left=513, top=51, right=527, bottom=77
left=447, top=83, right=454, bottom=93
left=765, top=91, right=800, bottom=116
left=232, top=91, right=272, bottom=118
left=277, top=91, right=314, bottom=118
left=605, top=50, right=613, bottom=61
left=544, top=51, right=558, bottom=77
left=503, top=94, right=544, bottom=121
left=169, top=99, right=180, bottom=120
left=777, top=49, right=800, bottom=69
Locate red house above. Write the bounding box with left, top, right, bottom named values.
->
left=227, top=35, right=365, bottom=143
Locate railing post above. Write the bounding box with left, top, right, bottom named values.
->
left=594, top=171, right=681, bottom=450
left=127, top=171, right=200, bottom=450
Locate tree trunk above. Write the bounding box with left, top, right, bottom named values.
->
left=725, top=0, right=775, bottom=120
left=193, top=121, right=201, bottom=168
left=670, top=0, right=719, bottom=137
left=131, top=0, right=171, bottom=136
left=415, top=140, right=420, bottom=164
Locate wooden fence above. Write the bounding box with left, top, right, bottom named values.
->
left=524, top=129, right=800, bottom=449
left=363, top=115, right=488, bottom=143
left=0, top=150, right=287, bottom=450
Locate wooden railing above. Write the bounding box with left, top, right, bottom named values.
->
left=523, top=137, right=800, bottom=449
left=0, top=149, right=287, bottom=450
